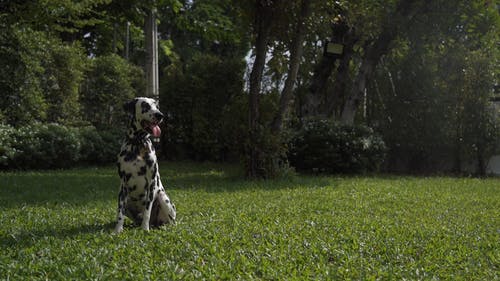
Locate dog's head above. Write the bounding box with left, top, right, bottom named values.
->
left=123, top=97, right=164, bottom=137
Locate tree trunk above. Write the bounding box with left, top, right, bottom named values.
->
left=247, top=1, right=272, bottom=178
left=341, top=0, right=421, bottom=124
left=325, top=27, right=357, bottom=118
left=271, top=0, right=311, bottom=133
left=340, top=51, right=377, bottom=124
left=303, top=12, right=353, bottom=117
left=341, top=26, right=401, bottom=124
left=341, top=0, right=425, bottom=124
left=304, top=55, right=337, bottom=117
left=476, top=146, right=486, bottom=177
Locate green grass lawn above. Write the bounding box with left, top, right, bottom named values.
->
left=0, top=162, right=498, bottom=280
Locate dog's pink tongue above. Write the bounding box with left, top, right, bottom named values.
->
left=151, top=125, right=161, bottom=137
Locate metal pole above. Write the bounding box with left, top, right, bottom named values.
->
left=145, top=8, right=159, bottom=101
left=125, top=21, right=130, bottom=60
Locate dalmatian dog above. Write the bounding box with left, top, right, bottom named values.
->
left=114, top=97, right=176, bottom=234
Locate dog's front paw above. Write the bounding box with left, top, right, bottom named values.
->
left=141, top=223, right=150, bottom=231
left=113, top=226, right=124, bottom=234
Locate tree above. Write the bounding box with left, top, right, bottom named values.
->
left=157, top=0, right=249, bottom=160
left=367, top=0, right=499, bottom=174
left=271, top=0, right=312, bottom=133
left=81, top=54, right=144, bottom=128
left=0, top=0, right=107, bottom=125
left=304, top=6, right=355, bottom=118
left=337, top=0, right=427, bottom=123
left=161, top=54, right=245, bottom=160
left=0, top=26, right=87, bottom=125
left=247, top=0, right=277, bottom=178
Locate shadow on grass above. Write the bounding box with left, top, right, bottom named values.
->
left=157, top=161, right=338, bottom=192
left=166, top=173, right=335, bottom=193
left=0, top=170, right=117, bottom=209
left=0, top=221, right=116, bottom=250
left=0, top=162, right=339, bottom=251
left=0, top=162, right=338, bottom=209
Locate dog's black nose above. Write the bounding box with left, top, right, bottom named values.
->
left=154, top=112, right=164, bottom=121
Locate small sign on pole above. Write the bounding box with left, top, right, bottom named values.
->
left=324, top=42, right=344, bottom=58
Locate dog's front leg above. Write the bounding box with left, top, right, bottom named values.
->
left=114, top=185, right=127, bottom=234
left=140, top=181, right=155, bottom=231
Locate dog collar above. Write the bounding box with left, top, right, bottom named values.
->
left=126, top=132, right=151, bottom=147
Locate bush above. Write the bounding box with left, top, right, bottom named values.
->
left=289, top=119, right=387, bottom=173
left=242, top=126, right=292, bottom=178
left=81, top=54, right=144, bottom=129
left=79, top=126, right=104, bottom=164
left=0, top=123, right=124, bottom=170
left=160, top=54, right=245, bottom=161
left=88, top=128, right=123, bottom=164
left=220, top=92, right=293, bottom=178
left=7, top=124, right=81, bottom=169
left=0, top=26, right=87, bottom=126
left=0, top=124, right=17, bottom=167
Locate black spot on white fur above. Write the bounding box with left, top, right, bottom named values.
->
left=137, top=166, right=147, bottom=176
left=141, top=101, right=151, bottom=114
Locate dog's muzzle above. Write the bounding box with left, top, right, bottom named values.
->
left=142, top=112, right=164, bottom=137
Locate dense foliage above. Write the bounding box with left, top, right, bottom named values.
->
left=0, top=124, right=121, bottom=169
left=0, top=27, right=86, bottom=125
left=161, top=54, right=246, bottom=161
left=366, top=1, right=500, bottom=175
left=81, top=54, right=145, bottom=128
left=0, top=0, right=498, bottom=175
left=289, top=119, right=387, bottom=173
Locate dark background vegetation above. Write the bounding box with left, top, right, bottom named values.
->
left=0, top=0, right=498, bottom=176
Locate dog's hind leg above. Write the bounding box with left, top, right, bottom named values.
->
left=155, top=182, right=176, bottom=226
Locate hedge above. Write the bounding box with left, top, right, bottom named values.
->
left=0, top=123, right=122, bottom=170
left=289, top=119, right=387, bottom=173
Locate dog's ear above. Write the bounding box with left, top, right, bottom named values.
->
left=123, top=99, right=136, bottom=115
